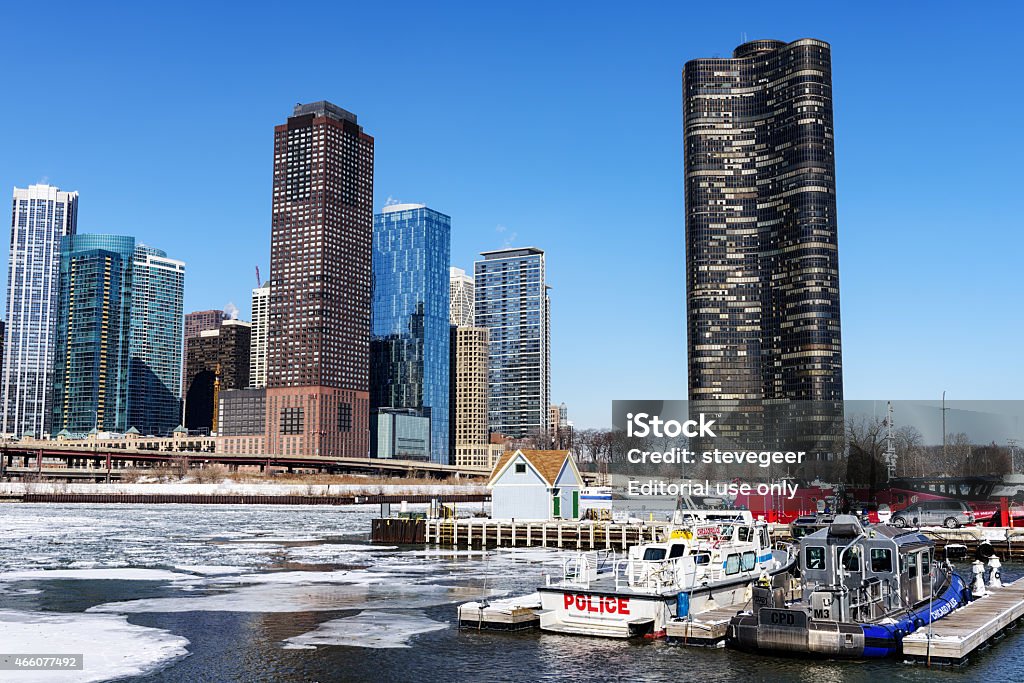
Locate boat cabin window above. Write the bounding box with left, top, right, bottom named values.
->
left=741, top=551, right=756, bottom=571
left=738, top=527, right=753, bottom=543
left=668, top=543, right=688, bottom=559
left=692, top=553, right=711, bottom=566
left=725, top=553, right=740, bottom=575
left=921, top=551, right=931, bottom=577
left=870, top=548, right=893, bottom=573
left=908, top=552, right=918, bottom=579
left=805, top=546, right=825, bottom=571
left=841, top=547, right=861, bottom=572
left=760, top=527, right=770, bottom=548
left=643, top=548, right=667, bottom=561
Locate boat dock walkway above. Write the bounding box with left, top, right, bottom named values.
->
left=903, top=580, right=1024, bottom=666
left=373, top=517, right=670, bottom=550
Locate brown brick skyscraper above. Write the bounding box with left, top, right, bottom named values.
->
left=265, top=101, right=374, bottom=457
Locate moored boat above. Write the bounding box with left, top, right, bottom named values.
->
left=729, top=514, right=969, bottom=657
left=536, top=519, right=796, bottom=638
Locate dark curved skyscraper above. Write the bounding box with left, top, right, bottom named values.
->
left=684, top=38, right=843, bottom=405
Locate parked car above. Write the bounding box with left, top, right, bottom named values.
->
left=890, top=500, right=975, bottom=528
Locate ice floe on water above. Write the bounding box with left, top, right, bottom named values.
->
left=281, top=610, right=448, bottom=649
left=0, top=609, right=189, bottom=682
left=172, top=564, right=248, bottom=576
left=0, top=568, right=191, bottom=582
left=88, top=580, right=496, bottom=614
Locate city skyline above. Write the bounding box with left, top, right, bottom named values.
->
left=2, top=4, right=1022, bottom=430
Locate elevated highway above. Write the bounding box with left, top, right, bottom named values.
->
left=0, top=444, right=490, bottom=481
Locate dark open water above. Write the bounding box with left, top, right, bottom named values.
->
left=1, top=504, right=1021, bottom=683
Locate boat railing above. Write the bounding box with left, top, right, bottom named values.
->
left=615, top=555, right=707, bottom=592
left=560, top=549, right=617, bottom=588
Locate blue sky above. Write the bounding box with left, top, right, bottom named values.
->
left=1, top=2, right=1021, bottom=429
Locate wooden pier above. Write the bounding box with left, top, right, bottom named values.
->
left=902, top=580, right=1024, bottom=666
left=372, top=517, right=670, bottom=550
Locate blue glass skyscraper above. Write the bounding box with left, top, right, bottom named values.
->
left=52, top=235, right=135, bottom=433
left=371, top=204, right=450, bottom=463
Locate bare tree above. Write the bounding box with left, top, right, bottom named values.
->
left=169, top=453, right=190, bottom=480
left=895, top=425, right=925, bottom=477
left=846, top=415, right=886, bottom=488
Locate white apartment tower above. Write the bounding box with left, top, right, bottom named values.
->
left=249, top=282, right=270, bottom=388
left=449, top=266, right=474, bottom=327
left=2, top=184, right=78, bottom=437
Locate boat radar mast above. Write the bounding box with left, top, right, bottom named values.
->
left=883, top=401, right=897, bottom=480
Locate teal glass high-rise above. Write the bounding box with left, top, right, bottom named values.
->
left=371, top=204, right=450, bottom=463
left=130, top=244, right=185, bottom=435
left=52, top=235, right=135, bottom=433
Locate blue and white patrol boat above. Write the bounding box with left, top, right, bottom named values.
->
left=729, top=514, right=969, bottom=657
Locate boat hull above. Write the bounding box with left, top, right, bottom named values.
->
left=537, top=549, right=796, bottom=638
left=729, top=572, right=969, bottom=658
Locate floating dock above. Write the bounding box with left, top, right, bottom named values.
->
left=664, top=605, right=738, bottom=647
left=902, top=580, right=1024, bottom=666
left=373, top=517, right=670, bottom=550
left=457, top=593, right=542, bottom=632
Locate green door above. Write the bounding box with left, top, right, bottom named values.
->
left=552, top=492, right=560, bottom=518
left=572, top=491, right=579, bottom=519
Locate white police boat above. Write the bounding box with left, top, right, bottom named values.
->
left=536, top=519, right=796, bottom=638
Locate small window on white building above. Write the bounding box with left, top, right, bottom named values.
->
left=514, top=462, right=526, bottom=474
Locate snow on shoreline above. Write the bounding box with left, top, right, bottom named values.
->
left=0, top=482, right=486, bottom=496
left=0, top=610, right=189, bottom=682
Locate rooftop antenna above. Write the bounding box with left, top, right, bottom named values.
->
left=742, top=31, right=748, bottom=43
left=255, top=265, right=261, bottom=287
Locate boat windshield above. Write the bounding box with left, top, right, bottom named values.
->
left=643, top=548, right=666, bottom=561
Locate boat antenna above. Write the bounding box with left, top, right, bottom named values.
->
left=883, top=401, right=897, bottom=481
left=927, top=551, right=934, bottom=666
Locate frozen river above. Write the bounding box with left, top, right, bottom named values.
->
left=2, top=503, right=1024, bottom=682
